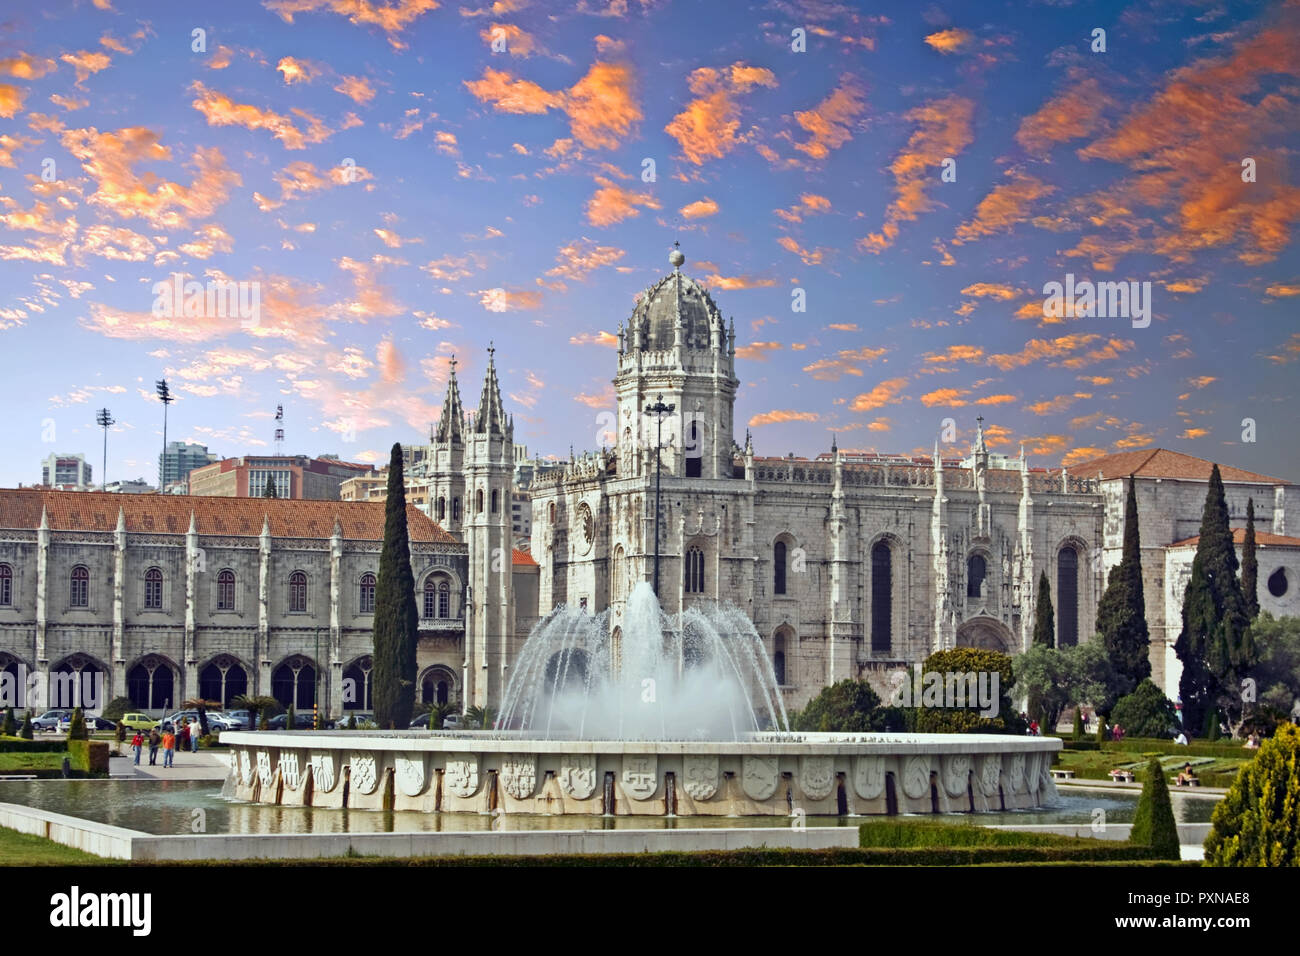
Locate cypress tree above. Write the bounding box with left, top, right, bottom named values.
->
left=1, top=707, right=14, bottom=736
left=1097, top=475, right=1151, bottom=703
left=1130, top=757, right=1180, bottom=860
left=1241, top=497, right=1259, bottom=619
left=1175, top=465, right=1257, bottom=738
left=1032, top=570, right=1055, bottom=648
left=19, top=712, right=33, bottom=740
left=263, top=479, right=277, bottom=498
left=372, top=443, right=418, bottom=729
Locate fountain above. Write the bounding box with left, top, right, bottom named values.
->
left=221, top=585, right=1061, bottom=817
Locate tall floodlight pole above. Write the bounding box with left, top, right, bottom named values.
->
left=644, top=393, right=675, bottom=597
left=95, top=408, right=114, bottom=491
left=156, top=379, right=173, bottom=488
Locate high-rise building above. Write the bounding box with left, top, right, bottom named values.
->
left=40, top=453, right=92, bottom=490
left=158, top=442, right=218, bottom=489
left=187, top=455, right=373, bottom=499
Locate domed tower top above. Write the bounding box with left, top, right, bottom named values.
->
left=628, top=243, right=725, bottom=352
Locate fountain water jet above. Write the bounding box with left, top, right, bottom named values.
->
left=499, top=583, right=788, bottom=740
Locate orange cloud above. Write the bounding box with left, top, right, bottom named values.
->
left=749, top=409, right=820, bottom=426
left=265, top=0, right=439, bottom=43
left=975, top=393, right=1016, bottom=406
left=60, top=50, right=112, bottom=87
left=1015, top=70, right=1112, bottom=155
left=0, top=54, right=57, bottom=79
left=861, top=95, right=975, bottom=253
left=585, top=177, right=660, bottom=226
left=190, top=82, right=332, bottom=149
left=924, top=344, right=984, bottom=364
left=570, top=330, right=619, bottom=347
left=480, top=23, right=538, bottom=56
left=680, top=197, right=719, bottom=220
left=849, top=378, right=908, bottom=412
left=664, top=61, right=777, bottom=165
left=924, top=28, right=973, bottom=53
left=735, top=341, right=781, bottom=361
left=961, top=282, right=1019, bottom=300
left=276, top=56, right=320, bottom=84
left=335, top=75, right=377, bottom=104
left=921, top=387, right=969, bottom=407
left=1024, top=392, right=1091, bottom=415
left=0, top=85, right=26, bottom=118
left=988, top=334, right=1127, bottom=371
left=803, top=346, right=890, bottom=381
left=775, top=193, right=831, bottom=223
left=545, top=239, right=625, bottom=281
left=954, top=171, right=1054, bottom=243
left=789, top=76, right=866, bottom=161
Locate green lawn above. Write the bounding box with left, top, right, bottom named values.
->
left=1054, top=748, right=1246, bottom=787
left=0, top=826, right=110, bottom=866
left=0, top=752, right=67, bottom=772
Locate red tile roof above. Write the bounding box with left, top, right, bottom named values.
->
left=1069, top=448, right=1289, bottom=485
left=512, top=548, right=538, bottom=567
left=0, top=489, right=456, bottom=543
left=1170, top=528, right=1300, bottom=549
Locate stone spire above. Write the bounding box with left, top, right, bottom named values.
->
left=434, top=355, right=465, bottom=443
left=473, top=343, right=509, bottom=435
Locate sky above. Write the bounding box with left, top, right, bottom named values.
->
left=1, top=0, right=1298, bottom=489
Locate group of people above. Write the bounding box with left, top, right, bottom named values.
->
left=130, top=717, right=203, bottom=768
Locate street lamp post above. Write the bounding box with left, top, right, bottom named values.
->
left=95, top=408, right=114, bottom=492
left=644, top=393, right=675, bottom=597
left=155, top=379, right=173, bottom=489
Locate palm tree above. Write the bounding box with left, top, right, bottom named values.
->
left=461, top=705, right=496, bottom=730
left=182, top=697, right=221, bottom=737
left=425, top=702, right=455, bottom=729
left=231, top=694, right=282, bottom=732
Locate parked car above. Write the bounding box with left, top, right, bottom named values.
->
left=209, top=712, right=246, bottom=731
left=31, top=710, right=72, bottom=732
left=265, top=712, right=318, bottom=730
left=56, top=714, right=117, bottom=733
left=327, top=712, right=373, bottom=729
left=224, top=710, right=254, bottom=728
left=117, top=712, right=160, bottom=732
left=442, top=713, right=462, bottom=731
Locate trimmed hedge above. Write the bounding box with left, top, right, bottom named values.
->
left=0, top=735, right=68, bottom=754
left=66, top=740, right=109, bottom=775
left=1061, top=737, right=1254, bottom=759
left=859, top=820, right=1088, bottom=848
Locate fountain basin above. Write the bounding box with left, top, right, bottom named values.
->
left=219, top=731, right=1062, bottom=816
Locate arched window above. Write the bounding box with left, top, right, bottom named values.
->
left=684, top=546, right=705, bottom=593
left=685, top=420, right=702, bottom=478
left=437, top=496, right=446, bottom=520
left=491, top=489, right=499, bottom=513
left=70, top=566, right=89, bottom=608
left=127, top=655, right=174, bottom=711
left=549, top=502, right=556, bottom=523
left=453, top=497, right=461, bottom=521
left=144, top=568, right=163, bottom=610
left=423, top=577, right=436, bottom=618
left=0, top=564, right=11, bottom=607
left=774, top=540, right=788, bottom=595
left=1057, top=548, right=1078, bottom=646
left=343, top=657, right=373, bottom=711
left=271, top=656, right=317, bottom=710
left=289, top=571, right=307, bottom=613
left=358, top=573, right=376, bottom=614
left=217, top=570, right=236, bottom=610
left=611, top=546, right=625, bottom=603
left=967, top=554, right=986, bottom=599
left=1268, top=567, right=1288, bottom=597
left=476, top=489, right=484, bottom=514
left=199, top=655, right=247, bottom=708
left=438, top=581, right=450, bottom=618
left=773, top=629, right=788, bottom=686
left=871, top=541, right=892, bottom=653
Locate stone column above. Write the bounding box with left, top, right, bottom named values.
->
left=328, top=521, right=342, bottom=720
left=184, top=511, right=199, bottom=701
left=112, top=508, right=126, bottom=694
left=35, top=506, right=48, bottom=666
left=257, top=516, right=272, bottom=696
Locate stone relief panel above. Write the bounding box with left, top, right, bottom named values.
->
left=742, top=755, right=779, bottom=801
left=799, top=756, right=835, bottom=800
left=853, top=756, right=886, bottom=800
left=977, top=753, right=1001, bottom=796
left=256, top=749, right=274, bottom=787
left=350, top=751, right=379, bottom=795
left=395, top=754, right=428, bottom=797
left=682, top=754, right=718, bottom=801
left=238, top=749, right=253, bottom=785
left=311, top=750, right=339, bottom=792
left=621, top=755, right=657, bottom=800
left=559, top=754, right=596, bottom=799
left=1004, top=752, right=1026, bottom=794
left=445, top=756, right=480, bottom=798
left=901, top=755, right=930, bottom=800
left=942, top=754, right=971, bottom=798
left=278, top=750, right=302, bottom=790
left=502, top=753, right=537, bottom=800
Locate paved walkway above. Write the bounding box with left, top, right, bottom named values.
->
left=107, top=747, right=230, bottom=781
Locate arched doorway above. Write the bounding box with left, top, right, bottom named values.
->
left=419, top=665, right=459, bottom=707
left=126, top=654, right=177, bottom=713
left=271, top=655, right=318, bottom=710
left=51, top=653, right=110, bottom=713
left=954, top=617, right=1014, bottom=654
left=342, top=656, right=373, bottom=711
left=197, top=655, right=249, bottom=708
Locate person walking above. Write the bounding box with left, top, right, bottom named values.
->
left=131, top=731, right=144, bottom=765
left=189, top=718, right=201, bottom=753
left=162, top=727, right=175, bottom=768
left=148, top=727, right=160, bottom=765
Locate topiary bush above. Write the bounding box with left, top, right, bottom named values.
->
left=1110, top=679, right=1180, bottom=739
left=792, top=679, right=883, bottom=732
left=19, top=712, right=33, bottom=740
left=101, top=696, right=133, bottom=722
left=1, top=708, right=14, bottom=737
left=1204, top=723, right=1300, bottom=866
left=67, top=707, right=88, bottom=741
left=1072, top=707, right=1083, bottom=740
left=1130, top=756, right=1180, bottom=860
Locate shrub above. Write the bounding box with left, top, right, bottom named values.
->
left=67, top=708, right=88, bottom=741
left=1110, top=679, right=1180, bottom=739
left=1204, top=723, right=1300, bottom=866
left=909, top=648, right=1025, bottom=735
left=1130, top=757, right=1180, bottom=860
left=66, top=739, right=110, bottom=775
left=101, top=696, right=133, bottom=722
left=19, top=713, right=33, bottom=740
left=1096, top=718, right=1107, bottom=744
left=792, top=679, right=882, bottom=732
left=0, top=708, right=14, bottom=737
left=1072, top=708, right=1083, bottom=740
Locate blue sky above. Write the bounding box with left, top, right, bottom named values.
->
left=2, top=0, right=1298, bottom=488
